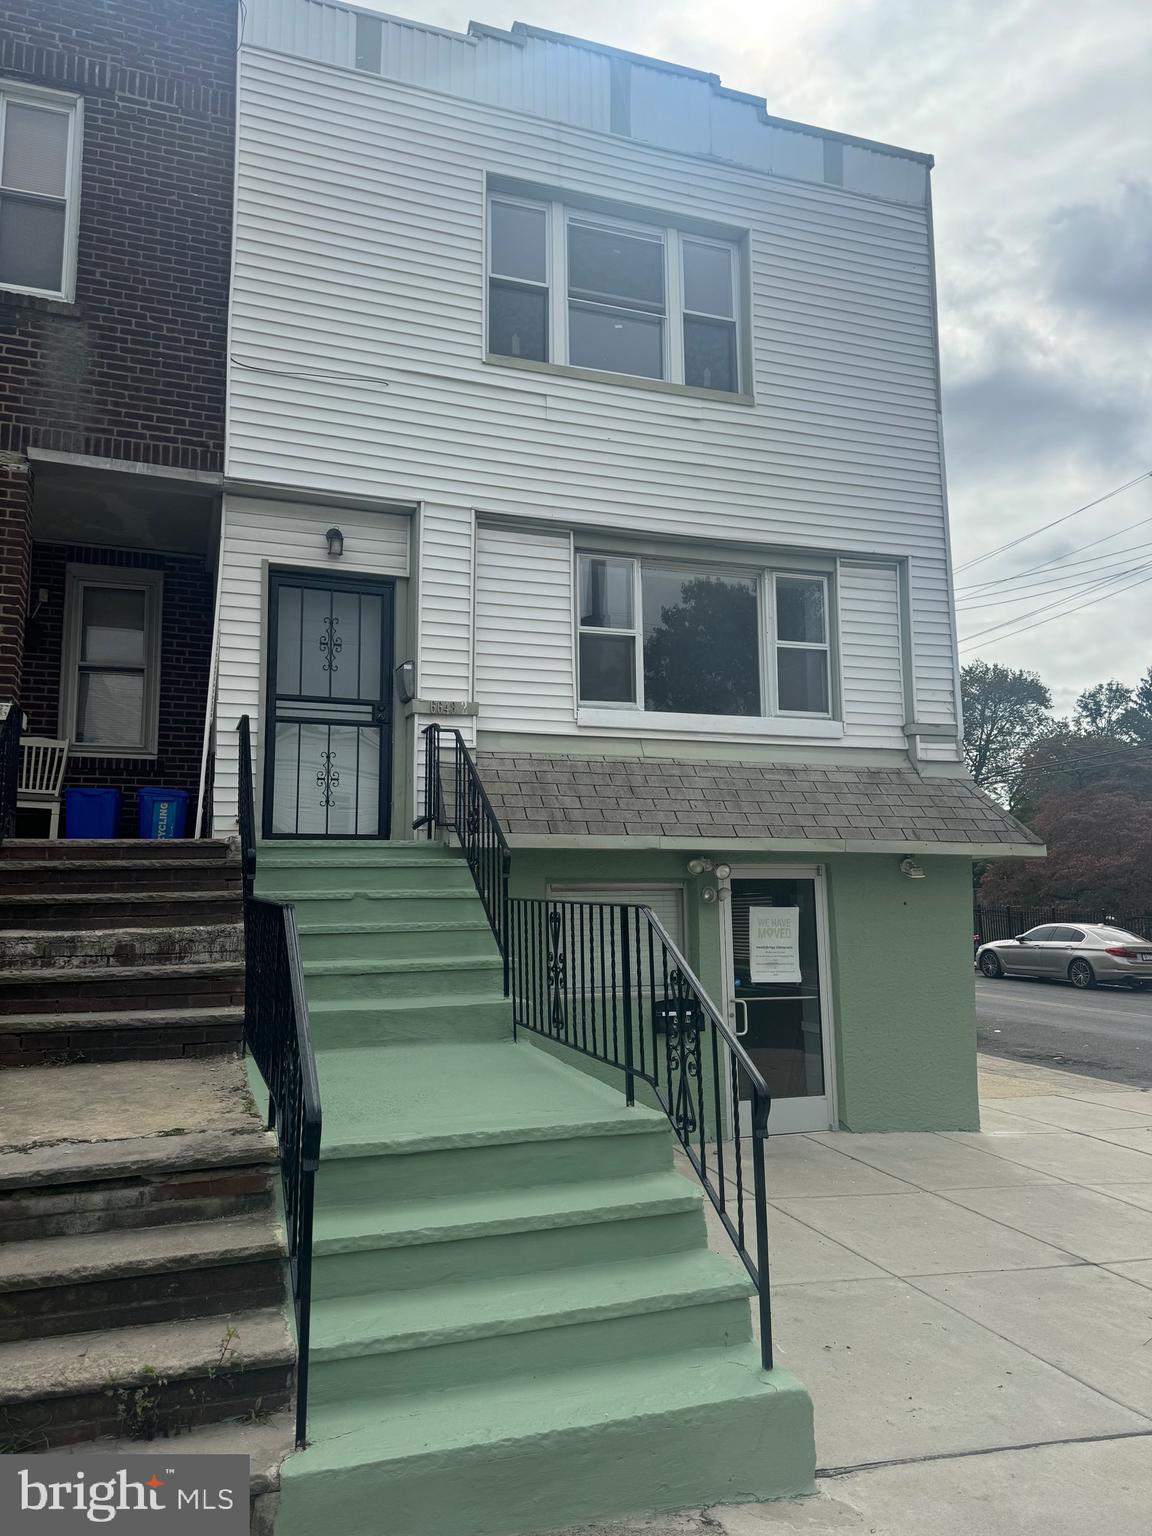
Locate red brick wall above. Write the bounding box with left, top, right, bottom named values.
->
left=0, top=0, right=235, bottom=471
left=0, top=455, right=32, bottom=702
left=22, top=543, right=213, bottom=836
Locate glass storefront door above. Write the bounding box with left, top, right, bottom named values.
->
left=725, top=869, right=834, bottom=1132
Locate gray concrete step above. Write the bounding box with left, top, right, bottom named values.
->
left=0, top=1215, right=287, bottom=1342
left=0, top=1306, right=295, bottom=1448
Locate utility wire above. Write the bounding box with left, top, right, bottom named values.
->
left=955, top=513, right=1152, bottom=593
left=959, top=567, right=1152, bottom=652
left=956, top=557, right=1152, bottom=612
left=959, top=561, right=1152, bottom=645
left=954, top=470, right=1152, bottom=574
left=955, top=541, right=1152, bottom=604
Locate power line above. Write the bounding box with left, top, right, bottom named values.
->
left=956, top=557, right=1152, bottom=612
left=955, top=514, right=1152, bottom=593
left=959, top=561, right=1152, bottom=645
left=954, top=471, right=1152, bottom=574
left=958, top=567, right=1152, bottom=652
left=955, top=540, right=1152, bottom=604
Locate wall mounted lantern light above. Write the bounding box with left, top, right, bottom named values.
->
left=899, top=857, right=926, bottom=880
left=325, top=526, right=345, bottom=558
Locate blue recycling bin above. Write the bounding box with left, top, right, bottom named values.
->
left=65, top=787, right=122, bottom=839
left=138, top=787, right=189, bottom=840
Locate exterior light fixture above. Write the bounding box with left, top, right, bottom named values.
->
left=714, top=863, right=732, bottom=881
left=701, top=886, right=718, bottom=904
left=325, top=526, right=345, bottom=558
left=395, top=660, right=416, bottom=705
left=687, top=857, right=714, bottom=876
left=899, top=858, right=926, bottom=880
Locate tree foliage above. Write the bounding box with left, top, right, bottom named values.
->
left=979, top=788, right=1152, bottom=910
left=960, top=661, right=1052, bottom=792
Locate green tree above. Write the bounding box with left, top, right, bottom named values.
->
left=978, top=787, right=1152, bottom=910
left=1073, top=679, right=1135, bottom=735
left=1010, top=727, right=1152, bottom=822
left=960, top=661, right=1052, bottom=793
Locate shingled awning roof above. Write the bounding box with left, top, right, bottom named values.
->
left=475, top=753, right=1044, bottom=857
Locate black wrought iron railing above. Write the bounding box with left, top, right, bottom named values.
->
left=237, top=715, right=321, bottom=1447
left=416, top=723, right=511, bottom=991
left=0, top=704, right=21, bottom=842
left=418, top=731, right=775, bottom=1369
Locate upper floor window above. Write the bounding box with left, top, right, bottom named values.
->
left=577, top=555, right=830, bottom=719
left=0, top=86, right=81, bottom=301
left=488, top=195, right=742, bottom=395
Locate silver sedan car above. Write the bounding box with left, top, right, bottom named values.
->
left=976, top=924, right=1152, bottom=990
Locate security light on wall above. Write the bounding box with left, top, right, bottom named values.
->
left=900, top=858, right=926, bottom=880
left=395, top=661, right=416, bottom=705
left=701, top=886, right=718, bottom=904
left=687, top=857, right=713, bottom=876
left=325, top=526, right=345, bottom=558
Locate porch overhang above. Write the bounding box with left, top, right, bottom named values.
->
left=477, top=752, right=1046, bottom=860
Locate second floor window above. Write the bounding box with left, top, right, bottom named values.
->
left=0, top=86, right=81, bottom=301
left=577, top=556, right=832, bottom=720
left=488, top=194, right=741, bottom=394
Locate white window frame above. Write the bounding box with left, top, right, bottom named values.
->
left=0, top=83, right=83, bottom=303
left=577, top=554, right=840, bottom=727
left=59, top=566, right=163, bottom=757
left=487, top=193, right=743, bottom=394
left=770, top=572, right=833, bottom=719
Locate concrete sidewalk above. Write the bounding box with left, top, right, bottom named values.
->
left=569, top=1055, right=1152, bottom=1536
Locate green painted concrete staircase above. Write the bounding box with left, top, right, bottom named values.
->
left=256, top=841, right=814, bottom=1536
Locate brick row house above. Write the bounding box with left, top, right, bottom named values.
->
left=0, top=0, right=233, bottom=833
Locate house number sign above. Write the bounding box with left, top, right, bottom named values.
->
left=412, top=699, right=480, bottom=717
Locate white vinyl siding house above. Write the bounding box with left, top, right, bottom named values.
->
left=211, top=0, right=972, bottom=840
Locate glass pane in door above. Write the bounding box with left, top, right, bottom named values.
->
left=730, top=877, right=825, bottom=1102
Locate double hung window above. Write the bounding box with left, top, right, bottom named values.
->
left=60, top=568, right=163, bottom=755
left=488, top=195, right=742, bottom=394
left=773, top=575, right=830, bottom=715
left=577, top=556, right=833, bottom=721
left=0, top=86, right=81, bottom=300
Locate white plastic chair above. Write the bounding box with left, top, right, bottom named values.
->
left=18, top=737, right=70, bottom=839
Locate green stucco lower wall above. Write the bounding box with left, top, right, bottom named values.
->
left=825, top=854, right=979, bottom=1132
left=508, top=848, right=979, bottom=1135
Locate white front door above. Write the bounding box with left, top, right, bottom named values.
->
left=723, top=866, right=836, bottom=1133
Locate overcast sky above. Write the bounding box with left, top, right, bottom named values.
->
left=369, top=0, right=1151, bottom=713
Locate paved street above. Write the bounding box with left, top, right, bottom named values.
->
left=976, top=974, right=1152, bottom=1088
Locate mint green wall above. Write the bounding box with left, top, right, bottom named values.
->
left=509, top=847, right=979, bottom=1134
left=825, top=855, right=978, bottom=1131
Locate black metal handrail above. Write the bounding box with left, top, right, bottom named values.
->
left=509, top=897, right=774, bottom=1368
left=0, top=704, right=21, bottom=842
left=417, top=733, right=774, bottom=1369
left=237, top=715, right=321, bottom=1447
left=416, top=723, right=511, bottom=992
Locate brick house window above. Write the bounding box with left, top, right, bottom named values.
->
left=0, top=85, right=82, bottom=301
left=59, top=567, right=163, bottom=756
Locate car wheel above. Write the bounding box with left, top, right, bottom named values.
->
left=979, top=952, right=1003, bottom=979
left=1069, top=958, right=1097, bottom=990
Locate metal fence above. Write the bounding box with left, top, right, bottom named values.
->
left=974, top=905, right=1152, bottom=943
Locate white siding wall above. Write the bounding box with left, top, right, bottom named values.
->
left=474, top=525, right=575, bottom=732
left=837, top=562, right=905, bottom=747
left=213, top=496, right=410, bottom=834
left=416, top=504, right=474, bottom=700
left=229, top=48, right=958, bottom=737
